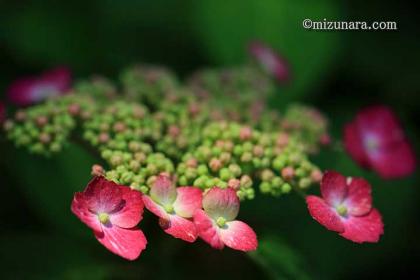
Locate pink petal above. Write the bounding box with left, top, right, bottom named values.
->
left=306, top=195, right=344, bottom=233
left=248, top=41, right=290, bottom=82
left=40, top=66, right=72, bottom=92
left=193, top=209, right=224, bottom=249
left=203, top=187, right=239, bottom=221
left=343, top=121, right=370, bottom=168
left=149, top=175, right=177, bottom=206
left=345, top=177, right=372, bottom=216
left=7, top=67, right=71, bottom=106
left=84, top=177, right=123, bottom=213
left=159, top=215, right=198, bottom=242
left=340, top=208, right=384, bottom=243
left=356, top=105, right=403, bottom=147
left=142, top=195, right=168, bottom=219
left=368, top=140, right=416, bottom=179
left=95, top=224, right=147, bottom=260
left=219, top=220, right=258, bottom=252
left=110, top=188, right=144, bottom=228
left=173, top=187, right=202, bottom=218
left=320, top=171, right=348, bottom=206
left=71, top=192, right=102, bottom=232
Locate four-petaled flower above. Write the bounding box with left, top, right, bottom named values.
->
left=248, top=41, right=290, bottom=83
left=306, top=171, right=384, bottom=243
left=193, top=187, right=258, bottom=251
left=142, top=174, right=203, bottom=242
left=71, top=176, right=147, bottom=260
left=7, top=66, right=72, bottom=106
left=344, top=105, right=416, bottom=179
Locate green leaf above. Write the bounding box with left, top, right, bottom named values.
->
left=248, top=235, right=312, bottom=280
left=192, top=0, right=342, bottom=102
left=4, top=143, right=97, bottom=236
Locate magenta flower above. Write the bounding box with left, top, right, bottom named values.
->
left=193, top=187, right=258, bottom=251
left=142, top=175, right=202, bottom=242
left=71, top=176, right=147, bottom=260
left=306, top=171, right=383, bottom=243
left=344, top=105, right=416, bottom=179
left=248, top=41, right=290, bottom=83
left=7, top=67, right=72, bottom=106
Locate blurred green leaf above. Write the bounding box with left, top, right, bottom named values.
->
left=5, top=143, right=97, bottom=236
left=249, top=235, right=311, bottom=280
left=0, top=233, right=108, bottom=280
left=192, top=0, right=342, bottom=102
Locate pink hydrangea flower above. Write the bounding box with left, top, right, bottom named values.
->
left=344, top=105, right=415, bottom=179
left=193, top=187, right=258, bottom=251
left=71, top=176, right=147, bottom=260
left=248, top=41, right=290, bottom=83
left=7, top=67, right=72, bottom=106
left=142, top=175, right=202, bottom=242
left=306, top=171, right=384, bottom=243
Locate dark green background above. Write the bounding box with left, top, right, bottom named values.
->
left=0, top=0, right=418, bottom=279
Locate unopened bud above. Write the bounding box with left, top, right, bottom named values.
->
left=281, top=167, right=295, bottom=181
left=91, top=164, right=105, bottom=176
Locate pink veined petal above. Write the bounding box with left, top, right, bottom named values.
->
left=142, top=195, right=168, bottom=219
left=159, top=215, right=198, bottom=242
left=173, top=187, right=202, bottom=218
left=203, top=187, right=239, bottom=221
left=306, top=195, right=345, bottom=233
left=345, top=177, right=372, bottom=216
left=110, top=188, right=144, bottom=228
left=150, top=175, right=177, bottom=206
left=340, top=208, right=384, bottom=243
left=343, top=121, right=370, bottom=168
left=368, top=140, right=416, bottom=179
left=219, top=220, right=258, bottom=252
left=95, top=224, right=147, bottom=261
left=84, top=177, right=123, bottom=213
left=320, top=171, right=348, bottom=207
left=71, top=192, right=102, bottom=232
left=193, top=209, right=224, bottom=249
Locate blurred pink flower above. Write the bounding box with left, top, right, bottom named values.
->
left=142, top=174, right=202, bottom=242
left=248, top=41, right=290, bottom=83
left=7, top=67, right=72, bottom=106
left=71, top=176, right=147, bottom=260
left=306, top=171, right=383, bottom=243
left=344, top=105, right=416, bottom=179
left=194, top=187, right=258, bottom=251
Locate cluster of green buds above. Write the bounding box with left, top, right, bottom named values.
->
left=3, top=94, right=96, bottom=156
left=3, top=64, right=328, bottom=201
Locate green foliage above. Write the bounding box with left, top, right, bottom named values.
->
left=192, top=0, right=341, bottom=101
left=249, top=235, right=311, bottom=280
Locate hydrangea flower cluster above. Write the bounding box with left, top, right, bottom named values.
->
left=4, top=44, right=412, bottom=260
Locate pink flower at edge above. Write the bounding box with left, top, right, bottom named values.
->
left=142, top=174, right=203, bottom=242
left=306, top=170, right=384, bottom=243
left=344, top=105, right=416, bottom=179
left=7, top=66, right=72, bottom=106
left=248, top=41, right=290, bottom=83
left=71, top=176, right=147, bottom=260
left=193, top=187, right=258, bottom=251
